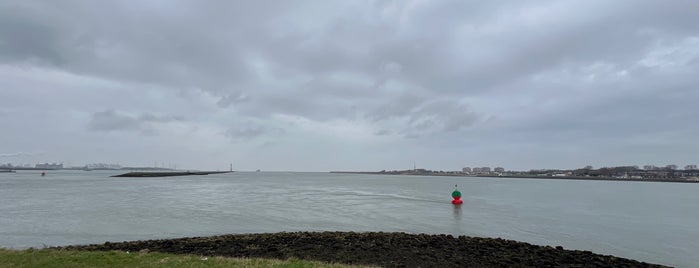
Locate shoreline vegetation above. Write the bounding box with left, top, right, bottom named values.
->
left=0, top=249, right=367, bottom=268
left=331, top=170, right=699, bottom=183
left=55, top=232, right=665, bottom=267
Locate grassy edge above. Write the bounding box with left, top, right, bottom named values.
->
left=0, top=248, right=374, bottom=268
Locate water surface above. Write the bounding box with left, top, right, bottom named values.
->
left=1, top=170, right=696, bottom=267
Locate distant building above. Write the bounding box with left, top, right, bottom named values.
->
left=472, top=167, right=491, bottom=174
left=85, top=163, right=122, bottom=170
left=35, top=163, right=63, bottom=169
left=643, top=165, right=657, bottom=170
left=494, top=167, right=505, bottom=173
left=666, top=164, right=678, bottom=170
left=462, top=167, right=471, bottom=173
left=685, top=165, right=698, bottom=170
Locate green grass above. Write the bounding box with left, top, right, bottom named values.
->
left=0, top=249, right=372, bottom=268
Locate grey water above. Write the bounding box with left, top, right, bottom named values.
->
left=1, top=171, right=697, bottom=267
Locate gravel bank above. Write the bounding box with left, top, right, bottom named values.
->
left=60, top=232, right=666, bottom=267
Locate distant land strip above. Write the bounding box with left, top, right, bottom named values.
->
left=330, top=171, right=699, bottom=183
left=111, top=171, right=232, bottom=177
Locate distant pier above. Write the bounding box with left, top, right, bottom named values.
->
left=111, top=171, right=232, bottom=177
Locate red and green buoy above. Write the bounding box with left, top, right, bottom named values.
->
left=451, top=184, right=463, bottom=205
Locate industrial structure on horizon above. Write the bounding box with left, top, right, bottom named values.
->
left=460, top=164, right=699, bottom=180
left=34, top=163, right=63, bottom=169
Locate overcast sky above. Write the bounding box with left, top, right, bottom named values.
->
left=1, top=0, right=698, bottom=171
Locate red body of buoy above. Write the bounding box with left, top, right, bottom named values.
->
left=451, top=185, right=462, bottom=204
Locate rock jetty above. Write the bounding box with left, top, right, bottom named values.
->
left=60, top=231, right=666, bottom=267
left=111, top=171, right=231, bottom=177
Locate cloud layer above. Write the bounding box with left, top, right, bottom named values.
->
left=1, top=1, right=698, bottom=171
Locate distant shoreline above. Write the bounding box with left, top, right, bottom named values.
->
left=330, top=171, right=699, bottom=183
left=0, top=167, right=176, bottom=171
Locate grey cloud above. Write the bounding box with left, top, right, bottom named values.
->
left=3, top=1, right=698, bottom=91
left=374, top=129, right=391, bottom=136
left=1, top=1, right=256, bottom=93
left=1, top=1, right=699, bottom=170
left=369, top=94, right=423, bottom=121
left=236, top=90, right=361, bottom=122
left=87, top=110, right=184, bottom=132
left=219, top=1, right=696, bottom=132
left=0, top=152, right=44, bottom=158
left=139, top=114, right=185, bottom=123
left=3, top=1, right=697, bottom=115
left=87, top=110, right=140, bottom=132
left=489, top=61, right=699, bottom=149
left=0, top=6, right=64, bottom=65
left=400, top=104, right=479, bottom=137
left=225, top=123, right=284, bottom=141
left=368, top=96, right=480, bottom=137
left=217, top=93, right=250, bottom=108
left=419, top=101, right=479, bottom=132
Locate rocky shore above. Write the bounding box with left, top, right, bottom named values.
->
left=59, top=232, right=666, bottom=267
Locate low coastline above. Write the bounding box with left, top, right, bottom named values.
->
left=58, top=231, right=665, bottom=267
left=331, top=171, right=699, bottom=183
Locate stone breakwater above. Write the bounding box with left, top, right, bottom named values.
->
left=58, top=232, right=666, bottom=267
left=111, top=171, right=231, bottom=177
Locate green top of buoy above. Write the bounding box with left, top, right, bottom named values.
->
left=452, top=184, right=461, bottom=198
